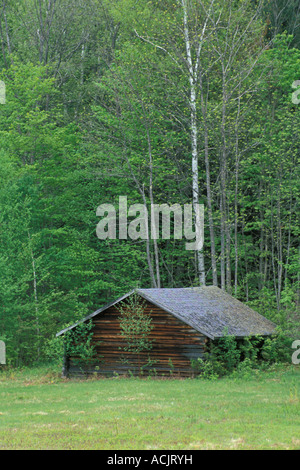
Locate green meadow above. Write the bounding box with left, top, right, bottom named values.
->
left=0, top=365, right=299, bottom=450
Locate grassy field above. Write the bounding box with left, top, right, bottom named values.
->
left=0, top=364, right=299, bottom=450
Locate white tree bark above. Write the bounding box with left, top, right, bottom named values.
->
left=181, top=0, right=206, bottom=285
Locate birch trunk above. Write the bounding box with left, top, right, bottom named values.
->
left=182, top=0, right=205, bottom=285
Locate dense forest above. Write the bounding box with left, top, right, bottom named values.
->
left=0, top=0, right=299, bottom=366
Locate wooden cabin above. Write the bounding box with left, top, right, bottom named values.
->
left=56, top=286, right=277, bottom=377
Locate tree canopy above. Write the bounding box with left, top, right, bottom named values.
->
left=0, top=0, right=299, bottom=366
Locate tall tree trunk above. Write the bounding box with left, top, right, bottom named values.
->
left=146, top=127, right=161, bottom=288
left=0, top=15, right=7, bottom=67
left=225, top=202, right=232, bottom=294
left=276, top=178, right=283, bottom=308
left=199, top=72, right=218, bottom=286
left=242, top=224, right=249, bottom=302
left=234, top=92, right=241, bottom=296
left=142, top=188, right=158, bottom=288
left=182, top=0, right=205, bottom=285
left=221, top=75, right=232, bottom=294
left=28, top=232, right=40, bottom=361
left=220, top=73, right=227, bottom=291
left=270, top=194, right=279, bottom=309
left=2, top=0, right=11, bottom=54
left=139, top=98, right=161, bottom=288
left=284, top=191, right=293, bottom=288
left=220, top=195, right=226, bottom=290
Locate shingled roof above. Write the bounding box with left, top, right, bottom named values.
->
left=57, top=286, right=277, bottom=340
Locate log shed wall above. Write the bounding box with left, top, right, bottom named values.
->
left=66, top=298, right=208, bottom=377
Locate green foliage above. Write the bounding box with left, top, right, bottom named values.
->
left=118, top=293, right=153, bottom=354
left=0, top=366, right=299, bottom=449
left=0, top=0, right=299, bottom=368
left=117, top=293, right=154, bottom=374
left=44, top=320, right=99, bottom=373
left=191, top=358, right=219, bottom=381
left=44, top=335, right=65, bottom=365
left=64, top=321, right=99, bottom=374
left=261, top=330, right=292, bottom=364
left=192, top=329, right=292, bottom=379
left=211, top=331, right=242, bottom=374
left=64, top=321, right=94, bottom=356
left=231, top=358, right=257, bottom=380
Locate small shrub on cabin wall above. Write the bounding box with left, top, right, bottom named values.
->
left=64, top=320, right=99, bottom=375
left=117, top=293, right=154, bottom=375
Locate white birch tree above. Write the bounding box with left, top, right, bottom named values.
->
left=133, top=0, right=217, bottom=285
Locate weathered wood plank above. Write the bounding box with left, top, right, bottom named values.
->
left=66, top=297, right=207, bottom=377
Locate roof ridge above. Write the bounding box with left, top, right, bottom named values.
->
left=56, top=286, right=277, bottom=338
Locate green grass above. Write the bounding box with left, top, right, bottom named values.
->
left=0, top=364, right=299, bottom=450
